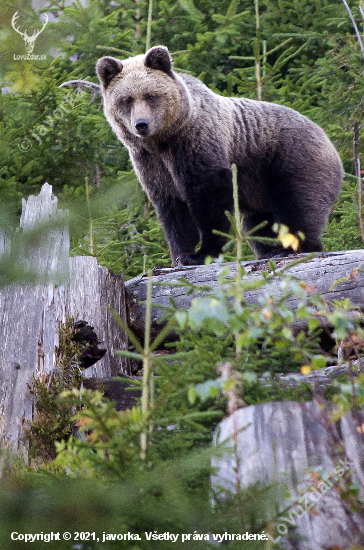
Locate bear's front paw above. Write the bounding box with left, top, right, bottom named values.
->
left=175, top=253, right=207, bottom=266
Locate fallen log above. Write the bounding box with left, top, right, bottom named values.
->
left=81, top=360, right=364, bottom=412
left=264, top=360, right=364, bottom=393
left=82, top=376, right=140, bottom=411
left=125, top=250, right=364, bottom=339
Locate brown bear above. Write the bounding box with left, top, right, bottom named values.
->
left=96, top=46, right=344, bottom=266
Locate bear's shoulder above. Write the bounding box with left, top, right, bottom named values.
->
left=176, top=72, right=215, bottom=96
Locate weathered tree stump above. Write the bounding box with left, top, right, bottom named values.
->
left=0, top=183, right=129, bottom=451
left=211, top=401, right=364, bottom=550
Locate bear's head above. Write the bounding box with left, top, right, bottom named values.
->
left=96, top=46, right=187, bottom=140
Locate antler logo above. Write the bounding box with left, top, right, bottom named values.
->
left=11, top=11, right=48, bottom=54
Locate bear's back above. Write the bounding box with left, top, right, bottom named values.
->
left=178, top=73, right=339, bottom=172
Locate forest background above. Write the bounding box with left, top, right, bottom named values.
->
left=2, top=0, right=364, bottom=277
left=1, top=1, right=364, bottom=549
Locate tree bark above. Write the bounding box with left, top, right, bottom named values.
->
left=125, top=250, right=364, bottom=339
left=211, top=401, right=364, bottom=549
left=0, top=183, right=129, bottom=452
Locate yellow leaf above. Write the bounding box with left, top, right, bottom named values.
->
left=262, top=308, right=272, bottom=320
left=301, top=365, right=311, bottom=375
left=279, top=231, right=300, bottom=251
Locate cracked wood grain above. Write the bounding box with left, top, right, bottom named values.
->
left=0, top=184, right=128, bottom=452
left=211, top=401, right=364, bottom=549
left=125, top=250, right=364, bottom=339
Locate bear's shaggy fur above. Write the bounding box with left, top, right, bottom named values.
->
left=96, top=46, right=344, bottom=266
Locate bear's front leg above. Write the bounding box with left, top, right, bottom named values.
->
left=130, top=148, right=201, bottom=266
left=177, top=166, right=234, bottom=266
left=153, top=195, right=201, bottom=267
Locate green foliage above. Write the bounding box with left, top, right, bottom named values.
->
left=323, top=175, right=364, bottom=252
left=54, top=388, right=144, bottom=478
left=69, top=180, right=171, bottom=277
left=151, top=262, right=350, bottom=429
left=332, top=372, right=364, bottom=418
left=0, top=446, right=283, bottom=549
left=0, top=71, right=130, bottom=207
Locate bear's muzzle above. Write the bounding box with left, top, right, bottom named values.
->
left=135, top=119, right=149, bottom=136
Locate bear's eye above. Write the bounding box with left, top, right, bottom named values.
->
left=123, top=97, right=133, bottom=107
left=146, top=95, right=156, bottom=103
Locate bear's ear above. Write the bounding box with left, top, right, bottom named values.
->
left=96, top=57, right=123, bottom=88
left=145, top=46, right=172, bottom=73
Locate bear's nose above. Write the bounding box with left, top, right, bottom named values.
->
left=135, top=119, right=149, bottom=134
